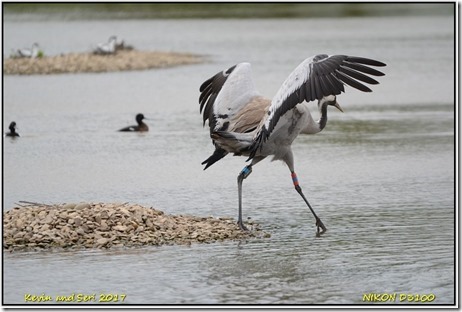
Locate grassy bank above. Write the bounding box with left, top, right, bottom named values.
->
left=3, top=3, right=453, bottom=19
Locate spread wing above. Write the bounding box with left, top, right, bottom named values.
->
left=199, top=62, right=261, bottom=169
left=248, top=54, right=386, bottom=159
left=199, top=62, right=260, bottom=134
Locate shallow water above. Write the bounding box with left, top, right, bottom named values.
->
left=3, top=15, right=455, bottom=305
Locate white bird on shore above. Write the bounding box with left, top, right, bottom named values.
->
left=199, top=54, right=386, bottom=235
left=94, top=36, right=117, bottom=55
left=14, top=43, right=40, bottom=58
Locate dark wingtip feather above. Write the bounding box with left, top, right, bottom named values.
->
left=343, top=62, right=385, bottom=77
left=346, top=56, right=387, bottom=67
left=336, top=71, right=372, bottom=92
left=201, top=148, right=227, bottom=170
left=199, top=76, right=214, bottom=92
left=246, top=127, right=269, bottom=161
left=338, top=66, right=380, bottom=85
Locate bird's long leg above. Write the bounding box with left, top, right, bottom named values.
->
left=291, top=171, right=327, bottom=236
left=237, top=165, right=253, bottom=231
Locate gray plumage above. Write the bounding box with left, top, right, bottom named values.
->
left=199, top=54, right=386, bottom=234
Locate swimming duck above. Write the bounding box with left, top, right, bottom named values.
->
left=118, top=114, right=150, bottom=132
left=6, top=121, right=19, bottom=137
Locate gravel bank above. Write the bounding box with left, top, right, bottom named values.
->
left=3, top=202, right=266, bottom=252
left=3, top=50, right=203, bottom=75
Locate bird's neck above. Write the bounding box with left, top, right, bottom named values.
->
left=317, top=103, right=329, bottom=131
left=300, top=104, right=326, bottom=135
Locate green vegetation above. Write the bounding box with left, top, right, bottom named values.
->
left=3, top=3, right=454, bottom=19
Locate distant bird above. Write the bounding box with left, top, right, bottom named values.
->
left=118, top=113, right=150, bottom=132
left=94, top=36, right=117, bottom=55
left=199, top=54, right=386, bottom=235
left=15, top=43, right=40, bottom=58
left=5, top=121, right=19, bottom=137
left=115, top=39, right=134, bottom=52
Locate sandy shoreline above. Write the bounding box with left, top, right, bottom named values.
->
left=3, top=202, right=267, bottom=252
left=3, top=50, right=204, bottom=75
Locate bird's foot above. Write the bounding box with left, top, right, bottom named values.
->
left=315, top=218, right=327, bottom=237
left=238, top=220, right=250, bottom=231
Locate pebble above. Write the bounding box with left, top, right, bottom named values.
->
left=3, top=50, right=203, bottom=75
left=75, top=203, right=91, bottom=210
left=3, top=203, right=267, bottom=252
left=62, top=203, right=76, bottom=209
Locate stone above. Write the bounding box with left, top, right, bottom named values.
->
left=2, top=202, right=266, bottom=252
left=73, top=217, right=82, bottom=227
left=113, top=225, right=127, bottom=232
left=96, top=238, right=109, bottom=247
left=100, top=211, right=109, bottom=219
left=75, top=203, right=91, bottom=210
left=62, top=203, right=76, bottom=209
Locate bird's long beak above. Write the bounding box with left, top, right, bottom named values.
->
left=334, top=102, right=344, bottom=113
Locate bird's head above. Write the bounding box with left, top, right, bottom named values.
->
left=8, top=121, right=17, bottom=134
left=136, top=113, right=145, bottom=123
left=318, top=95, right=343, bottom=113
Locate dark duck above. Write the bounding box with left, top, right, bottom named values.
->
left=118, top=113, right=150, bottom=132
left=6, top=121, right=19, bottom=137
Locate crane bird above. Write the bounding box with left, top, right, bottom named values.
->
left=118, top=113, right=150, bottom=132
left=199, top=54, right=386, bottom=235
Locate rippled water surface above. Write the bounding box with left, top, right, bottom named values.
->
left=3, top=15, right=455, bottom=305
